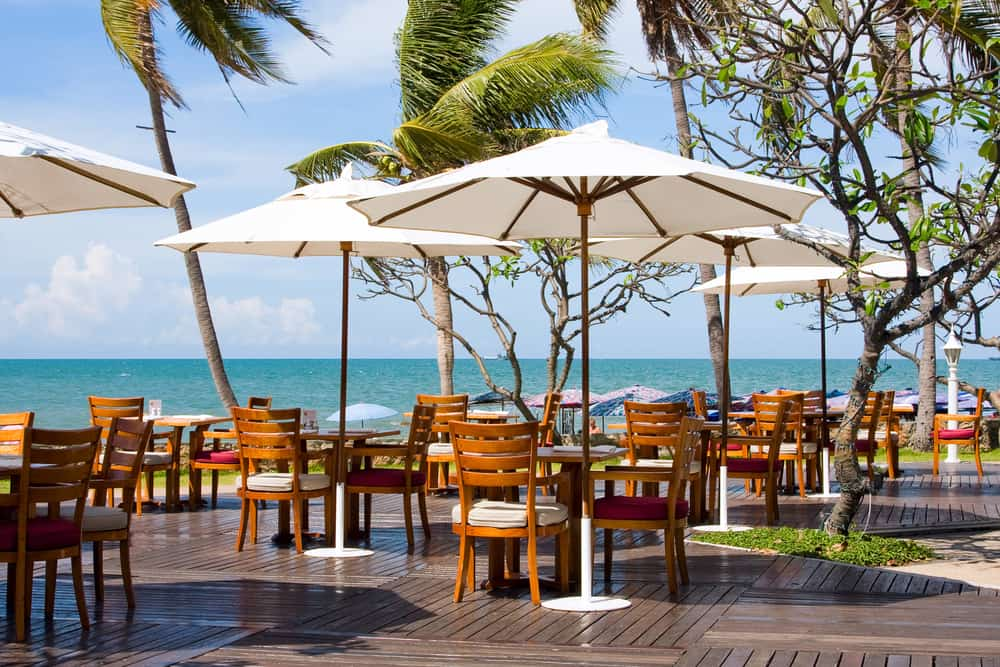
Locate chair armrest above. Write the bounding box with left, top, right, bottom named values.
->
left=726, top=436, right=773, bottom=449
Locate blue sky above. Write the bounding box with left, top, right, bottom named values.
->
left=1, top=0, right=994, bottom=361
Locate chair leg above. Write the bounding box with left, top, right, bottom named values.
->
left=44, top=561, right=56, bottom=619
left=146, top=470, right=155, bottom=508
left=292, top=495, right=305, bottom=553
left=6, top=562, right=14, bottom=614
left=236, top=498, right=249, bottom=552
left=15, top=559, right=28, bottom=642
left=189, top=468, right=201, bottom=512
left=324, top=492, right=334, bottom=548
left=363, top=493, right=373, bottom=539
left=135, top=478, right=144, bottom=518
left=467, top=539, right=476, bottom=592
left=426, top=462, right=437, bottom=494
left=975, top=444, right=984, bottom=478
left=71, top=555, right=90, bottom=630
left=797, top=457, right=806, bottom=498
left=249, top=500, right=258, bottom=545
left=454, top=534, right=470, bottom=602
left=120, top=539, right=135, bottom=609
left=558, top=530, right=570, bottom=592
left=932, top=438, right=940, bottom=475
left=664, top=525, right=678, bottom=595
left=527, top=534, right=540, bottom=606
left=675, top=527, right=689, bottom=585
left=603, top=528, right=613, bottom=581
left=92, top=542, right=105, bottom=605
left=418, top=491, right=431, bottom=539
left=211, top=471, right=220, bottom=507
left=403, top=491, right=415, bottom=553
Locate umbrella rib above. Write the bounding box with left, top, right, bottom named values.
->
left=589, top=176, right=612, bottom=198
left=740, top=283, right=756, bottom=297
left=39, top=156, right=164, bottom=208
left=368, top=178, right=484, bottom=226
left=293, top=241, right=308, bottom=258
left=637, top=236, right=682, bottom=264
left=188, top=242, right=207, bottom=252
left=619, top=182, right=667, bottom=236
left=413, top=244, right=428, bottom=258
left=0, top=189, right=24, bottom=218
left=561, top=176, right=581, bottom=200
left=499, top=189, right=540, bottom=240
left=510, top=177, right=575, bottom=202
left=592, top=176, right=656, bottom=200
left=681, top=174, right=793, bottom=222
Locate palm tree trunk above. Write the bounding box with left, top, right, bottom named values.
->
left=427, top=257, right=455, bottom=394
left=138, top=9, right=237, bottom=408
left=663, top=31, right=728, bottom=400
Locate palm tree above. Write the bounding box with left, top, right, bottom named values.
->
left=288, top=0, right=617, bottom=395
left=100, top=0, right=327, bottom=407
left=573, top=0, right=731, bottom=399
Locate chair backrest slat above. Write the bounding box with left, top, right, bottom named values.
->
left=667, top=416, right=705, bottom=504
left=691, top=390, right=708, bottom=419
left=624, top=401, right=687, bottom=464
left=22, top=427, right=101, bottom=522
left=248, top=396, right=273, bottom=410
left=749, top=395, right=793, bottom=466
left=406, top=404, right=436, bottom=463
left=88, top=396, right=144, bottom=444
left=450, top=421, right=538, bottom=514
left=417, top=393, right=469, bottom=436
left=538, top=391, right=562, bottom=446
left=0, top=411, right=33, bottom=455
left=233, top=407, right=302, bottom=481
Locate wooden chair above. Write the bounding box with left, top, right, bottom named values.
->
left=0, top=412, right=33, bottom=454
left=771, top=391, right=819, bottom=498
left=233, top=407, right=333, bottom=553
left=537, top=391, right=562, bottom=494
left=850, top=391, right=885, bottom=485
left=1, top=427, right=100, bottom=641
left=449, top=421, right=570, bottom=605
left=88, top=396, right=170, bottom=515
left=417, top=393, right=469, bottom=494
left=933, top=387, right=987, bottom=477
left=592, top=416, right=704, bottom=593
left=191, top=396, right=272, bottom=509
left=726, top=396, right=791, bottom=525
left=874, top=390, right=899, bottom=478
left=691, top=390, right=709, bottom=419
left=346, top=404, right=436, bottom=553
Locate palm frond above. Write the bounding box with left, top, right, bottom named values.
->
left=392, top=108, right=490, bottom=175
left=429, top=33, right=618, bottom=133
left=396, top=0, right=519, bottom=121
left=636, top=0, right=728, bottom=60
left=286, top=141, right=400, bottom=186
left=572, top=0, right=620, bottom=41
left=915, top=0, right=1000, bottom=73
left=101, top=0, right=184, bottom=106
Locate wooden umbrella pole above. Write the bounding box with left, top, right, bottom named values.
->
left=819, top=280, right=834, bottom=496
left=336, top=242, right=351, bottom=550
left=719, top=241, right=734, bottom=526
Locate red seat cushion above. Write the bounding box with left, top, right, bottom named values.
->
left=347, top=469, right=426, bottom=487
left=0, top=518, right=80, bottom=551
left=193, top=450, right=240, bottom=465
left=854, top=438, right=876, bottom=452
left=726, top=444, right=745, bottom=451
left=594, top=495, right=688, bottom=521
left=727, top=458, right=770, bottom=473
left=938, top=428, right=976, bottom=440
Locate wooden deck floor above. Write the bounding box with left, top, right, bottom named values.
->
left=3, top=464, right=1000, bottom=665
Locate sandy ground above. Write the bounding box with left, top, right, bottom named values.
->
left=900, top=530, right=1000, bottom=589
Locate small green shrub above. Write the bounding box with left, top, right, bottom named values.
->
left=690, top=526, right=935, bottom=567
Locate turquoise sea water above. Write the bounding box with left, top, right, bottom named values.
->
left=1, top=358, right=996, bottom=429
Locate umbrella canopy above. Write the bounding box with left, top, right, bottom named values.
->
left=693, top=261, right=922, bottom=297
left=327, top=403, right=398, bottom=423
left=350, top=121, right=823, bottom=612
left=590, top=224, right=899, bottom=267
left=470, top=390, right=507, bottom=405
left=599, top=384, right=669, bottom=402
left=155, top=166, right=518, bottom=559
left=156, top=166, right=515, bottom=258
left=1, top=120, right=194, bottom=218
left=524, top=388, right=608, bottom=409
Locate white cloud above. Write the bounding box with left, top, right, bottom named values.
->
left=208, top=295, right=322, bottom=345
left=13, top=244, right=142, bottom=337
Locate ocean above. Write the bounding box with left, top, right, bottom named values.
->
left=1, top=358, right=996, bottom=430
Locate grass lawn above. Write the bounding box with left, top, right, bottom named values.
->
left=691, top=526, right=936, bottom=567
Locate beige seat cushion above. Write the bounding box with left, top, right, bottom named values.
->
left=779, top=442, right=818, bottom=455
left=238, top=472, right=330, bottom=492
left=426, top=443, right=453, bottom=457
left=451, top=499, right=568, bottom=528
left=37, top=504, right=128, bottom=533
left=629, top=458, right=701, bottom=475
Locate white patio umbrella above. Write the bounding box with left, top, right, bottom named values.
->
left=327, top=403, right=398, bottom=428
left=1, top=120, right=194, bottom=217
left=350, top=121, right=823, bottom=612
left=694, top=260, right=924, bottom=498
left=156, top=165, right=519, bottom=559
left=591, top=228, right=900, bottom=529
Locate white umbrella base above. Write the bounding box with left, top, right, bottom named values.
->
left=692, top=524, right=752, bottom=533
left=542, top=596, right=631, bottom=612
left=304, top=547, right=374, bottom=559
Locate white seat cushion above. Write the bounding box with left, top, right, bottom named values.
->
left=37, top=504, right=128, bottom=533
left=779, top=442, right=818, bottom=455
left=426, top=443, right=453, bottom=457
left=451, top=499, right=568, bottom=528
left=238, top=472, right=330, bottom=492
left=114, top=449, right=172, bottom=465
left=630, top=458, right=701, bottom=475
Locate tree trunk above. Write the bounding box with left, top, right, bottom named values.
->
left=138, top=9, right=237, bottom=408
left=663, top=32, right=728, bottom=400
left=894, top=17, right=935, bottom=451
left=825, top=340, right=882, bottom=536
left=427, top=257, right=455, bottom=395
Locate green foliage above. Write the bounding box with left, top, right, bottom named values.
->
left=691, top=527, right=935, bottom=567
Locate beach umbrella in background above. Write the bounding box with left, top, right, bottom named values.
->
left=694, top=260, right=924, bottom=498
left=592, top=225, right=899, bottom=530
left=156, top=165, right=519, bottom=559
left=350, top=120, right=823, bottom=612
left=1, top=120, right=194, bottom=218
left=327, top=403, right=398, bottom=428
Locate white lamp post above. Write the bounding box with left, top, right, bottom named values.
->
left=943, top=326, right=963, bottom=464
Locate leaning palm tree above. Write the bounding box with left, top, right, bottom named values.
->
left=288, top=0, right=617, bottom=395
left=100, top=0, right=327, bottom=407
left=573, top=0, right=732, bottom=399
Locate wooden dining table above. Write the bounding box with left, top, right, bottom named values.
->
left=144, top=414, right=232, bottom=512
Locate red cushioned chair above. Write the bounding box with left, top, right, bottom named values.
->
left=849, top=391, right=885, bottom=485
left=933, top=387, right=987, bottom=477
left=1, top=426, right=100, bottom=642
left=591, top=416, right=704, bottom=594
left=726, top=396, right=792, bottom=525
left=190, top=396, right=272, bottom=509
left=346, top=404, right=436, bottom=553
